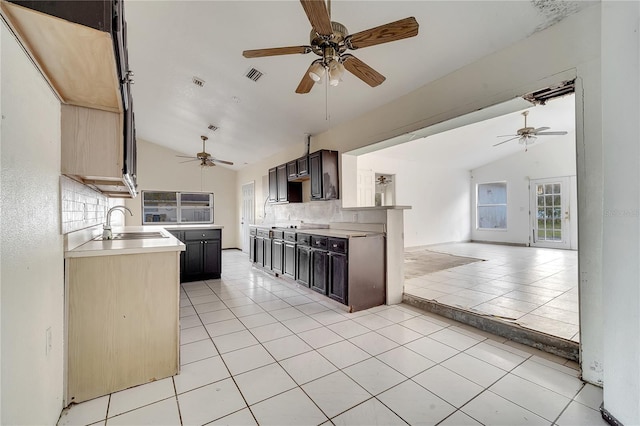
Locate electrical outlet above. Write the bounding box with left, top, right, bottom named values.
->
left=45, top=327, right=52, bottom=355
left=352, top=213, right=358, bottom=222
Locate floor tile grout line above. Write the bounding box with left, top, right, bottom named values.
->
left=171, top=376, right=184, bottom=426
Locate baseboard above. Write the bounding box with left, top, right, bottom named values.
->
left=403, top=293, right=579, bottom=361
left=600, top=404, right=624, bottom=426
left=470, top=240, right=528, bottom=247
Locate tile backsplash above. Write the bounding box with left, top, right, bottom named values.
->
left=60, top=176, right=109, bottom=234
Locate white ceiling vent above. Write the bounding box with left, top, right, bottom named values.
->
left=245, top=68, right=264, bottom=82
left=192, top=76, right=205, bottom=87
left=208, top=124, right=218, bottom=131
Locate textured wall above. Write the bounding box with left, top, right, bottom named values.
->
left=1, top=23, right=64, bottom=424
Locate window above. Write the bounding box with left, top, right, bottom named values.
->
left=142, top=191, right=213, bottom=224
left=477, top=182, right=507, bottom=230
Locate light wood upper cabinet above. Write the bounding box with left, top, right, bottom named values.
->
left=0, top=1, right=122, bottom=113
left=61, top=105, right=123, bottom=179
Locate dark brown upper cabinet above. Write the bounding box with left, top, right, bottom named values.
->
left=309, top=150, right=339, bottom=200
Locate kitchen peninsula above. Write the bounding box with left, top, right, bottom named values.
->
left=250, top=223, right=386, bottom=312
left=64, top=227, right=185, bottom=404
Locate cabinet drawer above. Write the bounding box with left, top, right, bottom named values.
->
left=184, top=229, right=220, bottom=241
left=257, top=229, right=271, bottom=238
left=297, top=233, right=311, bottom=246
left=284, top=231, right=297, bottom=242
left=249, top=227, right=257, bottom=236
left=272, top=230, right=284, bottom=240
left=311, top=236, right=328, bottom=249
left=328, top=238, right=347, bottom=254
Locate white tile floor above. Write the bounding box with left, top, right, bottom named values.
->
left=404, top=243, right=580, bottom=341
left=58, top=250, right=604, bottom=426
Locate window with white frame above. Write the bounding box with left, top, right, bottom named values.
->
left=477, top=182, right=507, bottom=230
left=142, top=191, right=214, bottom=224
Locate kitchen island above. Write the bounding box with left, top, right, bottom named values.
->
left=64, top=226, right=185, bottom=404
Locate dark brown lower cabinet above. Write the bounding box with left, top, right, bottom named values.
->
left=296, top=245, right=311, bottom=287
left=328, top=252, right=348, bottom=305
left=311, top=248, right=328, bottom=295
left=283, top=242, right=296, bottom=279
left=272, top=238, right=284, bottom=274
left=170, top=228, right=222, bottom=282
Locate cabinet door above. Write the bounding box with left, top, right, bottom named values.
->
left=268, top=168, right=277, bottom=202
left=297, top=156, right=309, bottom=177
left=277, top=164, right=287, bottom=202
left=287, top=161, right=297, bottom=181
left=272, top=239, right=284, bottom=274
left=203, top=239, right=221, bottom=278
left=184, top=241, right=203, bottom=279
left=296, top=246, right=311, bottom=287
left=256, top=237, right=264, bottom=266
left=329, top=253, right=348, bottom=305
left=309, top=152, right=322, bottom=200
left=264, top=238, right=272, bottom=270
left=249, top=236, right=256, bottom=263
left=311, top=249, right=328, bottom=295
left=283, top=242, right=296, bottom=278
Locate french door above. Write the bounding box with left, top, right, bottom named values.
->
left=530, top=177, right=571, bottom=249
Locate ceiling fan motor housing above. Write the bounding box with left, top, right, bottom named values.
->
left=310, top=21, right=348, bottom=56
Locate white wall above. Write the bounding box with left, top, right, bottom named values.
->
left=125, top=139, right=238, bottom=249
left=471, top=132, right=577, bottom=247
left=600, top=1, right=640, bottom=424
left=1, top=23, right=64, bottom=424
left=357, top=154, right=471, bottom=248
left=236, top=5, right=604, bottom=385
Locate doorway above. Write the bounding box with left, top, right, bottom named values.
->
left=241, top=181, right=255, bottom=254
left=531, top=177, right=572, bottom=249
left=344, top=89, right=579, bottom=350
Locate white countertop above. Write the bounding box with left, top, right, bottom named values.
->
left=154, top=224, right=224, bottom=231
left=65, top=226, right=186, bottom=259
left=295, top=228, right=381, bottom=238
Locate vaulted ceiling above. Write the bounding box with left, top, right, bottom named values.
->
left=124, top=1, right=592, bottom=170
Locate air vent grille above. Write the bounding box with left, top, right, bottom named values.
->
left=192, top=76, right=205, bottom=87
left=208, top=124, right=218, bottom=132
left=245, top=68, right=264, bottom=82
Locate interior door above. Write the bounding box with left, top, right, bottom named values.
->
left=531, top=177, right=571, bottom=249
left=241, top=182, right=255, bottom=254
left=357, top=169, right=375, bottom=206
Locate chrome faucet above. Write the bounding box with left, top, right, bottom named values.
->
left=102, top=205, right=133, bottom=240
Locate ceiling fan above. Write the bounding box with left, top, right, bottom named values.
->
left=242, top=0, right=419, bottom=94
left=176, top=136, right=233, bottom=167
left=494, top=110, right=568, bottom=150
left=377, top=175, right=392, bottom=185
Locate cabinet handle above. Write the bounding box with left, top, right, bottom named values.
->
left=201, top=241, right=204, bottom=244
left=332, top=244, right=338, bottom=248
left=202, top=233, right=206, bottom=237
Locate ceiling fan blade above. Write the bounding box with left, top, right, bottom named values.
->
left=532, top=126, right=550, bottom=133
left=211, top=159, right=234, bottom=166
left=296, top=63, right=316, bottom=94
left=300, top=0, right=333, bottom=36
left=496, top=134, right=518, bottom=138
left=346, top=17, right=419, bottom=50
left=493, top=136, right=520, bottom=146
left=342, top=54, right=385, bottom=87
left=243, top=46, right=311, bottom=58
left=536, top=131, right=569, bottom=136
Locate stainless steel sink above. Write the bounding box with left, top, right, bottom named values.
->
left=96, top=231, right=169, bottom=241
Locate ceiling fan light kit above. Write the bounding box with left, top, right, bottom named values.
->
left=242, top=0, right=419, bottom=94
